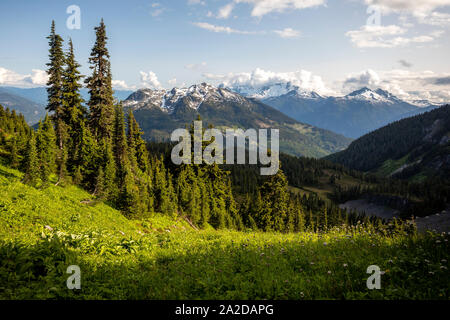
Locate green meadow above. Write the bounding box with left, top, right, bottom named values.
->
left=1, top=164, right=448, bottom=300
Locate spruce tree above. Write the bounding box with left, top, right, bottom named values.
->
left=46, top=21, right=67, bottom=182
left=85, top=19, right=115, bottom=140
left=62, top=38, right=85, bottom=173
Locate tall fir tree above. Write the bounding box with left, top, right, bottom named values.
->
left=62, top=38, right=86, bottom=173
left=85, top=19, right=115, bottom=140
left=46, top=21, right=67, bottom=183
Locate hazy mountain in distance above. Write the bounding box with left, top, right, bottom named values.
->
left=0, top=86, right=134, bottom=124
left=228, top=83, right=442, bottom=139
left=0, top=87, right=46, bottom=124
left=0, top=86, right=133, bottom=105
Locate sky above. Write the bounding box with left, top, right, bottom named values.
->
left=0, top=0, right=450, bottom=103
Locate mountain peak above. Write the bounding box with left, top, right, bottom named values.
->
left=123, top=83, right=245, bottom=113
left=227, top=82, right=324, bottom=100
left=345, top=87, right=400, bottom=104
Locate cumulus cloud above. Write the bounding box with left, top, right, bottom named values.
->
left=204, top=67, right=335, bottom=95
left=363, top=0, right=450, bottom=26
left=234, top=0, right=326, bottom=17
left=363, top=0, right=450, bottom=15
left=112, top=80, right=135, bottom=90
left=274, top=28, right=301, bottom=38
left=343, top=69, right=381, bottom=89
left=0, top=67, right=48, bottom=87
left=345, top=25, right=441, bottom=48
left=342, top=68, right=450, bottom=103
left=140, top=71, right=162, bottom=89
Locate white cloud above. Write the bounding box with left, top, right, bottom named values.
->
left=204, top=67, right=335, bottom=95
left=342, top=68, right=450, bottom=103
left=218, top=3, right=235, bottom=19
left=192, top=22, right=259, bottom=34
left=416, top=11, right=450, bottom=26
left=363, top=0, right=450, bottom=26
left=343, top=69, right=381, bottom=90
left=112, top=80, right=135, bottom=90
left=345, top=25, right=441, bottom=48
left=274, top=28, right=301, bottom=38
left=0, top=67, right=48, bottom=87
left=234, top=0, right=326, bottom=17
left=363, top=0, right=450, bottom=15
left=140, top=71, right=162, bottom=89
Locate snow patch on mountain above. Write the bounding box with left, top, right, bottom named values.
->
left=226, top=82, right=324, bottom=100
left=123, top=83, right=246, bottom=113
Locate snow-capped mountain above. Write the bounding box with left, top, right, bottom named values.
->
left=225, top=82, right=323, bottom=100
left=123, top=83, right=246, bottom=114
left=255, top=86, right=441, bottom=138
left=122, top=82, right=352, bottom=158
left=343, top=87, right=404, bottom=105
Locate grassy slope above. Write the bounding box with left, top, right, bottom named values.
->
left=289, top=169, right=374, bottom=203
left=0, top=164, right=449, bottom=299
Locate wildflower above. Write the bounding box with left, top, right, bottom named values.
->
left=343, top=263, right=348, bottom=267
left=388, top=259, right=393, bottom=263
left=310, top=262, right=314, bottom=265
left=327, top=270, right=332, bottom=274
left=323, top=242, right=328, bottom=246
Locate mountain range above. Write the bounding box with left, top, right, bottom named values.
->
left=122, top=83, right=352, bottom=158
left=229, top=83, right=442, bottom=138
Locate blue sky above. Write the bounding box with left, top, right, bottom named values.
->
left=0, top=0, right=449, bottom=102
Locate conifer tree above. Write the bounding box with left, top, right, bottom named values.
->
left=62, top=38, right=85, bottom=172
left=85, top=19, right=115, bottom=140
left=46, top=21, right=67, bottom=183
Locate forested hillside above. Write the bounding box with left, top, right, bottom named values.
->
left=326, top=105, right=450, bottom=180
